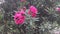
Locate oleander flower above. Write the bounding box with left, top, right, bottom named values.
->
left=28, top=5, right=38, bottom=17
left=14, top=9, right=25, bottom=25
left=56, top=7, right=60, bottom=11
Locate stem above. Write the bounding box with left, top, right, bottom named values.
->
left=3, top=20, right=7, bottom=34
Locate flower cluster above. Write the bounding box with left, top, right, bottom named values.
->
left=28, top=5, right=38, bottom=17
left=14, top=9, right=25, bottom=25
left=14, top=5, right=38, bottom=25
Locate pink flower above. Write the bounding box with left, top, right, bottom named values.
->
left=56, top=7, right=60, bottom=12
left=14, top=10, right=25, bottom=25
left=28, top=6, right=38, bottom=17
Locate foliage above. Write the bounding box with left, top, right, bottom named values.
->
left=0, top=0, right=60, bottom=34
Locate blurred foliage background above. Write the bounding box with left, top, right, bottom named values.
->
left=0, top=0, right=60, bottom=34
